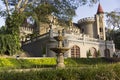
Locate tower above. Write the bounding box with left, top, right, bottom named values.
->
left=95, top=3, right=106, bottom=40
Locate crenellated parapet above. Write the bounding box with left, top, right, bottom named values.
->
left=50, top=30, right=113, bottom=46
left=20, top=27, right=33, bottom=34
left=78, top=17, right=95, bottom=24
left=20, top=27, right=34, bottom=41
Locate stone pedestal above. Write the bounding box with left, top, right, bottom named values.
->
left=56, top=53, right=65, bottom=68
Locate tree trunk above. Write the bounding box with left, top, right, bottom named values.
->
left=4, top=0, right=9, bottom=15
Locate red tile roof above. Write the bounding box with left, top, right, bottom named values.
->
left=97, top=3, right=104, bottom=14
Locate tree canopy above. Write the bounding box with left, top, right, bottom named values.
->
left=106, top=9, right=120, bottom=50
left=106, top=9, right=120, bottom=30
left=1, top=0, right=99, bottom=20
left=0, top=0, right=100, bottom=55
left=114, top=30, right=120, bottom=49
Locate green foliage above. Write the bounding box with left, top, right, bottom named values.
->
left=0, top=26, right=7, bottom=34
left=96, top=50, right=101, bottom=57
left=106, top=29, right=120, bottom=49
left=26, top=0, right=99, bottom=28
left=106, top=11, right=120, bottom=30
left=0, top=58, right=120, bottom=80
left=33, top=3, right=58, bottom=23
left=0, top=63, right=120, bottom=80
left=0, top=58, right=21, bottom=69
left=6, top=12, right=26, bottom=35
left=0, top=34, right=20, bottom=55
left=86, top=50, right=92, bottom=58
left=114, top=30, right=120, bottom=49
left=0, top=12, right=26, bottom=55
left=0, top=58, right=111, bottom=69
left=0, top=58, right=56, bottom=69
left=56, top=19, right=71, bottom=27
left=1, top=57, right=120, bottom=70
left=65, top=58, right=108, bottom=67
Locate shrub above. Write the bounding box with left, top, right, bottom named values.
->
left=0, top=58, right=120, bottom=79
left=0, top=64, right=120, bottom=80
left=0, top=58, right=56, bottom=69
left=86, top=50, right=92, bottom=58
left=0, top=57, right=119, bottom=70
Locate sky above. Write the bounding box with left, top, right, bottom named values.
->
left=0, top=0, right=120, bottom=27
left=73, top=0, right=120, bottom=23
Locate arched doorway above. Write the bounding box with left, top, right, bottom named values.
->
left=104, top=49, right=110, bottom=58
left=90, top=47, right=97, bottom=58
left=71, top=45, right=80, bottom=58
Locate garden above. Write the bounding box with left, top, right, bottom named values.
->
left=0, top=57, right=120, bottom=80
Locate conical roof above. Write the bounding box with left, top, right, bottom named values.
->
left=97, top=3, right=104, bottom=14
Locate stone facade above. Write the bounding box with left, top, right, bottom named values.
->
left=21, top=4, right=115, bottom=58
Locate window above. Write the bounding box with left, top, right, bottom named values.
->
left=71, top=45, right=80, bottom=58
left=104, top=49, right=110, bottom=58
left=90, top=47, right=97, bottom=58
left=99, top=28, right=103, bottom=32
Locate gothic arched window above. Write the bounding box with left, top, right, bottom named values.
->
left=71, top=45, right=80, bottom=58
left=90, top=47, right=97, bottom=58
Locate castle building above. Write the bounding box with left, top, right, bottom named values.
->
left=21, top=3, right=115, bottom=58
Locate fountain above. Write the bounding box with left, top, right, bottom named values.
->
left=50, top=30, right=69, bottom=68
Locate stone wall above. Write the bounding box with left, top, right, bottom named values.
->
left=22, top=33, right=50, bottom=57
left=21, top=29, right=115, bottom=57
left=63, top=32, right=115, bottom=58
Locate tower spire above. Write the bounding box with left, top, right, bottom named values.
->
left=97, top=3, right=104, bottom=14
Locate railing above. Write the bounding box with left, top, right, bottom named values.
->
left=23, top=33, right=49, bottom=45
left=22, top=30, right=114, bottom=45
left=59, top=32, right=114, bottom=45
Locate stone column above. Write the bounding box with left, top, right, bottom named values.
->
left=56, top=53, right=65, bottom=68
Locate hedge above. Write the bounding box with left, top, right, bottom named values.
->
left=0, top=58, right=56, bottom=69
left=0, top=63, right=120, bottom=80
left=0, top=57, right=119, bottom=70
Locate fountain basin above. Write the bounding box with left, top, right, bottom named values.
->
left=50, top=47, right=69, bottom=53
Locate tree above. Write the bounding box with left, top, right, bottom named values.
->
left=0, top=0, right=99, bottom=55
left=106, top=28, right=120, bottom=50
left=0, top=0, right=28, bottom=55
left=1, top=0, right=99, bottom=31
left=0, top=26, right=6, bottom=34
left=106, top=9, right=120, bottom=30
left=0, top=12, right=25, bottom=55
left=0, top=34, right=20, bottom=55
left=106, top=9, right=120, bottom=44
left=2, top=0, right=28, bottom=14
left=114, top=30, right=120, bottom=49
left=1, top=0, right=99, bottom=20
